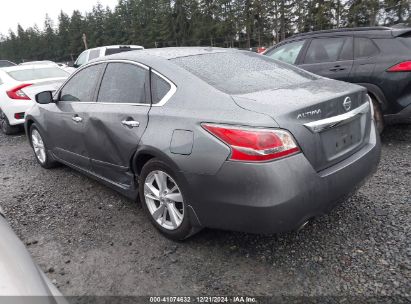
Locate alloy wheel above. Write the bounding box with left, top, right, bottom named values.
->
left=144, top=170, right=184, bottom=230
left=31, top=129, right=46, bottom=164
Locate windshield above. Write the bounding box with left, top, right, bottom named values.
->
left=7, top=67, right=69, bottom=81
left=172, top=51, right=318, bottom=94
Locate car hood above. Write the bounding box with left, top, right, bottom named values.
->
left=0, top=215, right=62, bottom=299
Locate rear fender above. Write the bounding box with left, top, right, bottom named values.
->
left=356, top=83, right=387, bottom=111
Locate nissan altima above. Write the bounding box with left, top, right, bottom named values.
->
left=25, top=47, right=381, bottom=240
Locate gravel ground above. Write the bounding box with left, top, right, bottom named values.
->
left=0, top=125, right=410, bottom=299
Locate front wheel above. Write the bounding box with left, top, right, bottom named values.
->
left=30, top=125, right=58, bottom=169
left=139, top=158, right=195, bottom=240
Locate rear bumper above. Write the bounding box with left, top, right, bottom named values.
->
left=185, top=124, right=381, bottom=234
left=384, top=103, right=411, bottom=124
left=1, top=101, right=33, bottom=125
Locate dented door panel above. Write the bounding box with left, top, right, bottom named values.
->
left=84, top=104, right=150, bottom=186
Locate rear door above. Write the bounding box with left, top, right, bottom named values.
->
left=85, top=61, right=151, bottom=187
left=299, top=36, right=354, bottom=81
left=349, top=37, right=380, bottom=84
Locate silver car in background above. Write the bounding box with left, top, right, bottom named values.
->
left=0, top=207, right=66, bottom=303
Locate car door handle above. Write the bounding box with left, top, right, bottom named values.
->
left=72, top=116, right=83, bottom=123
left=330, top=66, right=346, bottom=72
left=122, top=120, right=140, bottom=128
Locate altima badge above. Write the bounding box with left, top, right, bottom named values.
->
left=343, top=97, right=352, bottom=112
left=297, top=109, right=322, bottom=120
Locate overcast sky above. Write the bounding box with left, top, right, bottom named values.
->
left=0, top=0, right=118, bottom=36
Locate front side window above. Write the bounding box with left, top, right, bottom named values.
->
left=60, top=64, right=104, bottom=102
left=265, top=40, right=305, bottom=64
left=97, top=63, right=148, bottom=104
left=354, top=38, right=379, bottom=59
left=304, top=37, right=345, bottom=64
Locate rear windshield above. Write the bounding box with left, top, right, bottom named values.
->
left=172, top=51, right=318, bottom=94
left=7, top=67, right=68, bottom=81
left=105, top=47, right=142, bottom=56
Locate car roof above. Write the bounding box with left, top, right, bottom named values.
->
left=282, top=26, right=411, bottom=41
left=95, top=47, right=237, bottom=62
left=0, top=64, right=62, bottom=72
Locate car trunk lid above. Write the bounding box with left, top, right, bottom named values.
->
left=232, top=79, right=372, bottom=172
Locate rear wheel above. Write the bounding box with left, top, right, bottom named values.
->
left=0, top=111, right=20, bottom=135
left=139, top=158, right=195, bottom=240
left=30, top=125, right=58, bottom=169
left=370, top=95, right=385, bottom=134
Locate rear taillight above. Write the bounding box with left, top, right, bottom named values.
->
left=387, top=61, right=411, bottom=72
left=202, top=123, right=300, bottom=162
left=6, top=83, right=32, bottom=100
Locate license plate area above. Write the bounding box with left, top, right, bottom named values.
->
left=320, top=116, right=364, bottom=162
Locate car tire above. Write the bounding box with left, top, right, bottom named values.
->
left=370, top=95, right=385, bottom=134
left=139, top=158, right=195, bottom=241
left=29, top=124, right=58, bottom=169
left=0, top=111, right=20, bottom=135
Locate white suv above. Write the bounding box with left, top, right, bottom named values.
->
left=73, top=45, right=144, bottom=68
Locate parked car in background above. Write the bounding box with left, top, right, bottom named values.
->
left=0, top=64, right=69, bottom=134
left=264, top=26, right=411, bottom=132
left=74, top=45, right=144, bottom=68
left=0, top=60, right=16, bottom=68
left=0, top=207, right=66, bottom=303
left=26, top=48, right=380, bottom=240
left=21, top=61, right=76, bottom=74
left=20, top=60, right=56, bottom=66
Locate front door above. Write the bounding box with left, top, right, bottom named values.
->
left=45, top=63, right=105, bottom=170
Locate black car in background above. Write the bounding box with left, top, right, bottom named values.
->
left=0, top=60, right=16, bottom=68
left=264, top=26, right=411, bottom=132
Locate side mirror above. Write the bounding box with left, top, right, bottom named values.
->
left=35, top=91, right=54, bottom=104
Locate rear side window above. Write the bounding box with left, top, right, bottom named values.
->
left=265, top=40, right=305, bottom=64
left=60, top=64, right=104, bottom=102
left=339, top=37, right=354, bottom=60
left=88, top=49, right=100, bottom=61
left=104, top=47, right=142, bottom=56
left=355, top=38, right=379, bottom=58
left=7, top=67, right=69, bottom=81
left=173, top=51, right=317, bottom=95
left=151, top=72, right=171, bottom=104
left=304, top=37, right=345, bottom=64
left=97, top=63, right=148, bottom=104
